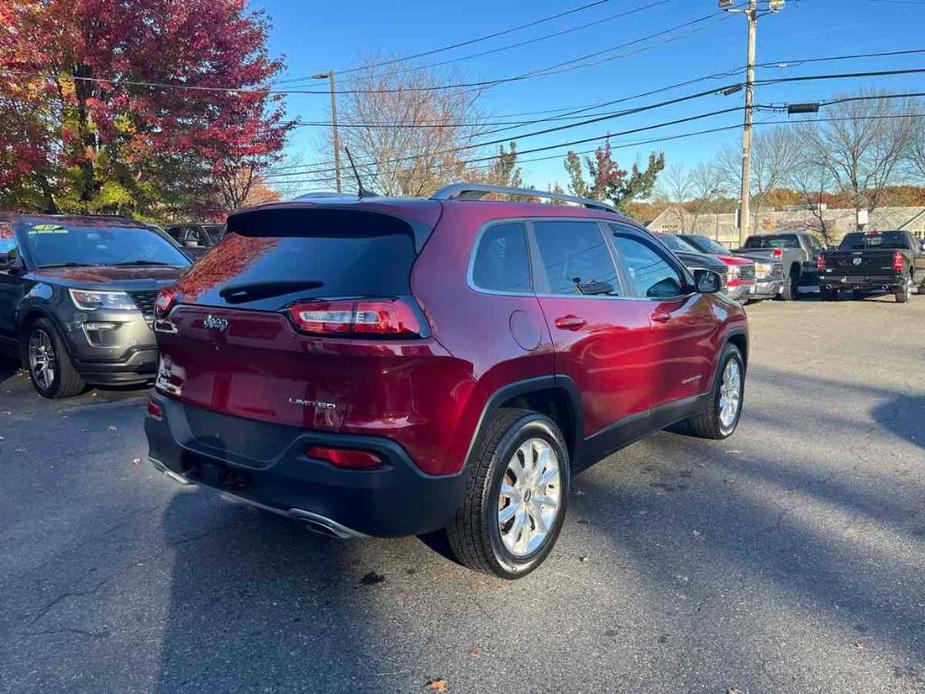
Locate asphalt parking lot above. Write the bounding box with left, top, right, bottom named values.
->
left=1, top=295, right=924, bottom=693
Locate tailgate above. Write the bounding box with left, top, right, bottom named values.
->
left=156, top=305, right=353, bottom=431
left=824, top=249, right=896, bottom=275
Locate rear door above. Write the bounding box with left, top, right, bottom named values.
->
left=609, top=225, right=718, bottom=410
left=528, top=218, right=653, bottom=436
left=156, top=206, right=436, bottom=432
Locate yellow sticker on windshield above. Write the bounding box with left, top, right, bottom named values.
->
left=29, top=224, right=68, bottom=234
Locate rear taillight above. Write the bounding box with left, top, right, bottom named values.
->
left=154, top=287, right=181, bottom=318
left=892, top=251, right=904, bottom=271
left=772, top=248, right=783, bottom=259
left=147, top=399, right=163, bottom=420
left=817, top=255, right=826, bottom=271
left=288, top=298, right=424, bottom=337
left=307, top=445, right=382, bottom=469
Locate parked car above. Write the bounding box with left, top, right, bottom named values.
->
left=654, top=232, right=730, bottom=288
left=165, top=223, right=225, bottom=259
left=0, top=214, right=191, bottom=397
left=818, top=229, right=925, bottom=303
left=146, top=184, right=748, bottom=578
left=675, top=234, right=758, bottom=302
left=734, top=232, right=823, bottom=300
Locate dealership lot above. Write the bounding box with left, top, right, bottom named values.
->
left=0, top=297, right=923, bottom=693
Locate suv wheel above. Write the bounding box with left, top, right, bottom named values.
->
left=686, top=344, right=744, bottom=439
left=446, top=408, right=570, bottom=579
left=25, top=319, right=85, bottom=399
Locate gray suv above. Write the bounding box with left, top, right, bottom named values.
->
left=0, top=214, right=191, bottom=398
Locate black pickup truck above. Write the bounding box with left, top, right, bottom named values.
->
left=818, top=230, right=925, bottom=303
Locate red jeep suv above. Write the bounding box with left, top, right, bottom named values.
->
left=145, top=184, right=748, bottom=578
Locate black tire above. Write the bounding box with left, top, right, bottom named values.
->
left=23, top=318, right=85, bottom=399
left=820, top=287, right=838, bottom=301
left=446, top=408, right=570, bottom=579
left=780, top=267, right=800, bottom=301
left=686, top=344, right=745, bottom=440
left=895, top=273, right=911, bottom=303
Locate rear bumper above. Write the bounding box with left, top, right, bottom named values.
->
left=144, top=394, right=467, bottom=538
left=747, top=278, right=783, bottom=300
left=819, top=274, right=903, bottom=291
left=725, top=283, right=755, bottom=301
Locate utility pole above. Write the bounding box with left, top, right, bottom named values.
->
left=720, top=0, right=785, bottom=245
left=739, top=0, right=757, bottom=246
left=312, top=70, right=342, bottom=193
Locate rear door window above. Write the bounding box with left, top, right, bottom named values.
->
left=531, top=220, right=620, bottom=296
left=471, top=222, right=531, bottom=293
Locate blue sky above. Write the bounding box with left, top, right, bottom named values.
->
left=251, top=0, right=925, bottom=194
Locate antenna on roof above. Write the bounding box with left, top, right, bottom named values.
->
left=344, top=146, right=373, bottom=198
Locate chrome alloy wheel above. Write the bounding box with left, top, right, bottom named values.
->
left=28, top=329, right=56, bottom=392
left=718, top=358, right=742, bottom=430
left=498, top=437, right=562, bottom=557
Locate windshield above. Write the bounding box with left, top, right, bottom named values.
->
left=687, top=235, right=729, bottom=254
left=658, top=234, right=699, bottom=253
left=839, top=231, right=909, bottom=250
left=22, top=222, right=190, bottom=268
left=744, top=235, right=800, bottom=249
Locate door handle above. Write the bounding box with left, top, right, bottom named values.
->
left=651, top=309, right=672, bottom=324
left=554, top=315, right=586, bottom=331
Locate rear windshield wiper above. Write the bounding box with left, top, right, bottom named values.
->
left=219, top=280, right=325, bottom=303
left=38, top=262, right=101, bottom=269
left=111, top=261, right=174, bottom=266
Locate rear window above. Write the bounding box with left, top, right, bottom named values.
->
left=471, top=222, right=531, bottom=293
left=743, top=235, right=800, bottom=249
left=658, top=234, right=699, bottom=253
left=839, top=231, right=910, bottom=250
left=685, top=235, right=729, bottom=255
left=179, top=208, right=423, bottom=309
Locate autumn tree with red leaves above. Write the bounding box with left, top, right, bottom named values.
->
left=0, top=0, right=291, bottom=217
left=564, top=138, right=665, bottom=216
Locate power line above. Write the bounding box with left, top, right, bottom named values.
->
left=282, top=0, right=671, bottom=86
left=278, top=111, right=925, bottom=188
left=268, top=67, right=925, bottom=179
left=2, top=8, right=730, bottom=96
left=328, top=0, right=613, bottom=77
left=272, top=48, right=925, bottom=174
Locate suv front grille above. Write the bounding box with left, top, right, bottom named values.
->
left=129, top=290, right=159, bottom=323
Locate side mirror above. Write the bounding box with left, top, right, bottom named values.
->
left=694, top=269, right=723, bottom=294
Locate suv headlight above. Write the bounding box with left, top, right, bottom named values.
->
left=69, top=288, right=136, bottom=311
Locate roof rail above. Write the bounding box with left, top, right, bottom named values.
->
left=430, top=183, right=616, bottom=213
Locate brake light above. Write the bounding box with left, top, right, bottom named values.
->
left=289, top=298, right=424, bottom=337
left=817, top=254, right=826, bottom=271
left=307, top=445, right=382, bottom=469
left=893, top=251, right=904, bottom=271
left=772, top=248, right=782, bottom=259
left=147, top=399, right=163, bottom=420
left=154, top=287, right=181, bottom=318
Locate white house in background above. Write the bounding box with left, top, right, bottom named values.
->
left=646, top=205, right=925, bottom=245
